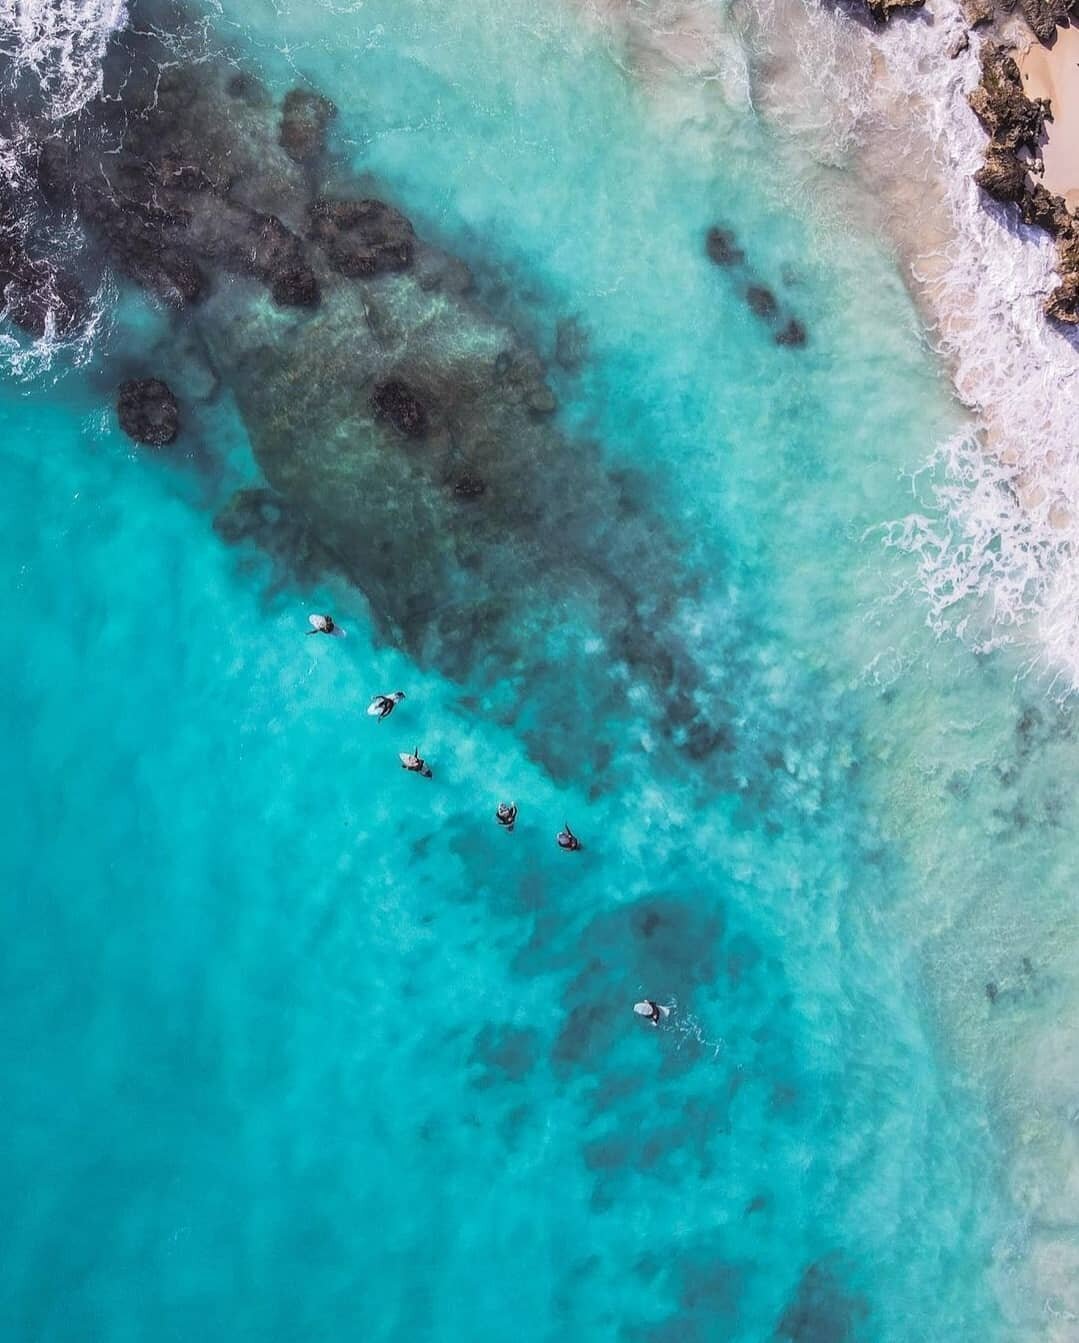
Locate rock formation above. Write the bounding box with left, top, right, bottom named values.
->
left=117, top=378, right=179, bottom=445
left=704, top=224, right=809, bottom=347
left=10, top=0, right=733, bottom=783
left=969, top=44, right=1079, bottom=324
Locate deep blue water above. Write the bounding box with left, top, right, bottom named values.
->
left=3, top=0, right=1074, bottom=1339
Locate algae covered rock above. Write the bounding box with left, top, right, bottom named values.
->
left=117, top=378, right=179, bottom=445
left=307, top=198, right=415, bottom=277
left=278, top=89, right=336, bottom=163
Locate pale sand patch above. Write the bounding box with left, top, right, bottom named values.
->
left=1016, top=24, right=1079, bottom=210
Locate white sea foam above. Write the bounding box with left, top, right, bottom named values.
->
left=745, top=0, right=1079, bottom=688
left=0, top=1, right=127, bottom=374
left=581, top=0, right=1079, bottom=687
left=0, top=0, right=128, bottom=122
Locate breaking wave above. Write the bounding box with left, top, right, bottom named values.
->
left=0, top=0, right=127, bottom=121
left=742, top=0, right=1079, bottom=688
left=577, top=0, right=1079, bottom=690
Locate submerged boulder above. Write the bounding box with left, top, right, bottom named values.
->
left=117, top=378, right=180, bottom=445
left=278, top=89, right=336, bottom=163
left=775, top=318, right=808, bottom=348
left=745, top=284, right=779, bottom=319
left=307, top=198, right=415, bottom=277
left=371, top=378, right=428, bottom=437
left=704, top=226, right=745, bottom=267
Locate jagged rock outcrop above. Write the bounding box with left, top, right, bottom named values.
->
left=863, top=0, right=924, bottom=21
left=969, top=42, right=1079, bottom=324
left=968, top=46, right=1050, bottom=151
left=117, top=378, right=179, bottom=445
left=703, top=224, right=809, bottom=347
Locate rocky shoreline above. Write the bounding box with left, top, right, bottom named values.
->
left=860, top=0, right=1079, bottom=327
left=969, top=41, right=1079, bottom=322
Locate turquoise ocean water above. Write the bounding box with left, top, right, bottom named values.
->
left=4, top=1, right=1079, bottom=1338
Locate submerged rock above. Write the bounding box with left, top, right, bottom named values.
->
left=704, top=226, right=745, bottom=267
left=117, top=378, right=179, bottom=445
left=307, top=198, right=414, bottom=277
left=371, top=378, right=429, bottom=437
left=746, top=284, right=779, bottom=319
left=26, top=11, right=734, bottom=784
left=775, top=318, right=808, bottom=348
left=554, top=316, right=588, bottom=371
left=278, top=89, right=336, bottom=163
left=968, top=47, right=1050, bottom=152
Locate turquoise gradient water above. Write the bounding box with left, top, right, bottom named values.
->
left=4, top=1, right=1078, bottom=1339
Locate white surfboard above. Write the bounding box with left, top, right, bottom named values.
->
left=308, top=614, right=345, bottom=637
left=633, top=1001, right=671, bottom=1020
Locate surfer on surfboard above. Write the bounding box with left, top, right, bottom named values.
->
left=556, top=824, right=581, bottom=852
left=399, top=747, right=433, bottom=779
left=307, top=613, right=344, bottom=636
left=634, top=1000, right=670, bottom=1027
left=496, top=801, right=518, bottom=831
left=368, top=691, right=405, bottom=721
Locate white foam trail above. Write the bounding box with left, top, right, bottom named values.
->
left=0, top=0, right=128, bottom=122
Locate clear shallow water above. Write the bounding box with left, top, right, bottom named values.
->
left=3, top=0, right=1079, bottom=1339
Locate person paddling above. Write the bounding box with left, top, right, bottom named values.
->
left=307, top=613, right=344, bottom=637
left=399, top=747, right=432, bottom=779
left=556, top=823, right=581, bottom=852
left=633, top=999, right=670, bottom=1027
left=496, top=801, right=518, bottom=832
left=368, top=691, right=406, bottom=721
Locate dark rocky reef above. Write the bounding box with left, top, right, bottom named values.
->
left=705, top=226, right=745, bottom=267
left=279, top=89, right=336, bottom=163
left=24, top=5, right=731, bottom=784
left=553, top=315, right=588, bottom=372
left=969, top=44, right=1079, bottom=325
left=213, top=487, right=334, bottom=581
left=704, top=225, right=808, bottom=347
left=307, top=198, right=414, bottom=277
left=370, top=377, right=428, bottom=437
left=117, top=377, right=179, bottom=445
left=33, top=51, right=319, bottom=311
left=968, top=46, right=1049, bottom=152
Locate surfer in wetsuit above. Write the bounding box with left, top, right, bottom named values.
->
left=556, top=823, right=581, bottom=851
left=633, top=999, right=668, bottom=1027
left=369, top=691, right=406, bottom=721
left=400, top=747, right=432, bottom=779
left=307, top=613, right=338, bottom=635
left=496, top=801, right=518, bottom=831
